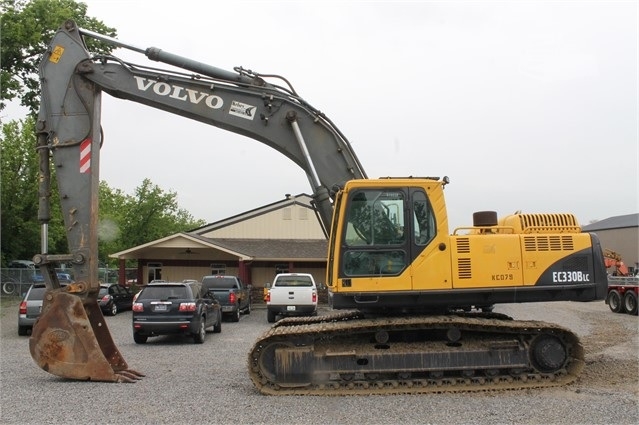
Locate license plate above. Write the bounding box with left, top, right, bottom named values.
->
left=286, top=305, right=296, bottom=311
left=154, top=304, right=167, bottom=311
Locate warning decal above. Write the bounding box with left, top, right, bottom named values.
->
left=80, top=138, right=91, bottom=173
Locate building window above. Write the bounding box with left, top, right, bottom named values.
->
left=148, top=262, right=162, bottom=283
left=210, top=263, right=226, bottom=275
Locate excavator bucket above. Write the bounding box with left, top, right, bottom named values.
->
left=29, top=290, right=144, bottom=382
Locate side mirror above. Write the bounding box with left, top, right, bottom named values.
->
left=265, top=282, right=271, bottom=289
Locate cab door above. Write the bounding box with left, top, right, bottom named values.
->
left=338, top=187, right=412, bottom=292
left=408, top=188, right=453, bottom=290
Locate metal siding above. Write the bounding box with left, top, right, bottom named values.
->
left=202, top=205, right=324, bottom=239
left=590, top=228, right=639, bottom=270
left=153, top=266, right=241, bottom=283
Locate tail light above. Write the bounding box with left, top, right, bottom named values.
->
left=132, top=302, right=144, bottom=312
left=312, top=291, right=317, bottom=303
left=19, top=301, right=27, bottom=315
left=265, top=291, right=271, bottom=303
left=179, top=302, right=196, bottom=312
left=100, top=295, right=111, bottom=303
left=229, top=292, right=237, bottom=305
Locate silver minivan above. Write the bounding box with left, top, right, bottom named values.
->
left=17, top=279, right=71, bottom=336
left=18, top=284, right=48, bottom=336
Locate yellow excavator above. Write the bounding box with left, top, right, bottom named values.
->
left=31, top=20, right=607, bottom=393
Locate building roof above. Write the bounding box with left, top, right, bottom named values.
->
left=110, top=232, right=327, bottom=261
left=582, top=213, right=639, bottom=231
left=207, top=238, right=327, bottom=261
left=109, top=193, right=327, bottom=262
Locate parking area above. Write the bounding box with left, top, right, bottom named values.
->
left=1, top=298, right=637, bottom=425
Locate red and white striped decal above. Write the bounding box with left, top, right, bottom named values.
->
left=80, top=138, right=91, bottom=173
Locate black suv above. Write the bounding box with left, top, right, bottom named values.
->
left=132, top=281, right=222, bottom=344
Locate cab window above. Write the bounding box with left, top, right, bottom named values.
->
left=413, top=191, right=436, bottom=246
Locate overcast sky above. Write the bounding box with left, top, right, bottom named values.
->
left=10, top=1, right=639, bottom=230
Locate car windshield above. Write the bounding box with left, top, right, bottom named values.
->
left=98, top=287, right=108, bottom=297
left=139, top=286, right=188, bottom=300
left=275, top=276, right=313, bottom=287
left=202, top=277, right=236, bottom=289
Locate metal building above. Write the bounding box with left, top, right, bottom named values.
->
left=582, top=213, right=639, bottom=274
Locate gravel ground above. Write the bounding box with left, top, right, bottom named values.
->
left=0, top=298, right=637, bottom=425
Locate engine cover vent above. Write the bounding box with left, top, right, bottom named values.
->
left=456, top=238, right=470, bottom=254
left=457, top=258, right=472, bottom=279
left=524, top=235, right=575, bottom=252
left=502, top=213, right=581, bottom=234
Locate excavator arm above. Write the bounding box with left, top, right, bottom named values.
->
left=604, top=249, right=629, bottom=276
left=31, top=20, right=366, bottom=382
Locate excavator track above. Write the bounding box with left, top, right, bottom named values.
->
left=248, top=311, right=584, bottom=395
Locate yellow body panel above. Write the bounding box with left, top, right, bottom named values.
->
left=520, top=233, right=594, bottom=285
left=410, top=242, right=454, bottom=290
left=450, top=234, right=524, bottom=288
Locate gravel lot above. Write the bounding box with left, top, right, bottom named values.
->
left=1, top=298, right=637, bottom=425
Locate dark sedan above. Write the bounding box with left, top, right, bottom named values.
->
left=98, top=283, right=134, bottom=316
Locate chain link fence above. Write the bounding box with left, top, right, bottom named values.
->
left=0, top=268, right=122, bottom=298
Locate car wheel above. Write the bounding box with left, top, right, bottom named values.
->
left=109, top=303, right=118, bottom=316
left=213, top=313, right=222, bottom=333
left=230, top=308, right=240, bottom=322
left=18, top=326, right=28, bottom=336
left=267, top=309, right=276, bottom=323
left=607, top=290, right=623, bottom=313
left=193, top=317, right=206, bottom=343
left=623, top=291, right=638, bottom=315
left=133, top=333, right=148, bottom=344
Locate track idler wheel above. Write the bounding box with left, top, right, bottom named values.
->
left=29, top=290, right=144, bottom=382
left=530, top=334, right=568, bottom=373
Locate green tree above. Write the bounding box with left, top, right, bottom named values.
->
left=1, top=119, right=205, bottom=268
left=1, top=0, right=117, bottom=115
left=119, top=179, right=205, bottom=250
left=1, top=1, right=205, bottom=269
left=97, top=181, right=129, bottom=266
left=0, top=116, right=66, bottom=264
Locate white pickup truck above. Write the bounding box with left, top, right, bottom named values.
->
left=266, top=273, right=318, bottom=323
